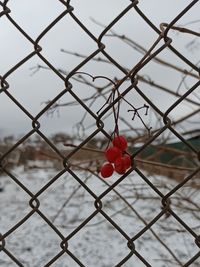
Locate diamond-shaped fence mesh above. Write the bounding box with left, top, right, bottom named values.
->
left=1, top=0, right=200, bottom=266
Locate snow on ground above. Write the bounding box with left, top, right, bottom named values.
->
left=0, top=165, right=200, bottom=267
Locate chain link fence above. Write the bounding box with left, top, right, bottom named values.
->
left=1, top=0, right=200, bottom=266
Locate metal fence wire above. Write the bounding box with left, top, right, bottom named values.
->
left=1, top=0, right=200, bottom=266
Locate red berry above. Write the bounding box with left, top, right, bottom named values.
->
left=123, top=155, right=132, bottom=169
left=114, top=157, right=126, bottom=174
left=112, top=136, right=127, bottom=151
left=100, top=163, right=114, bottom=178
left=105, top=146, right=122, bottom=163
left=114, top=155, right=132, bottom=174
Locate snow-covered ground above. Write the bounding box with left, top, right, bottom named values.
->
left=0, top=165, right=200, bottom=267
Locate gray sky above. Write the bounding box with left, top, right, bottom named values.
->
left=0, top=0, right=199, bottom=138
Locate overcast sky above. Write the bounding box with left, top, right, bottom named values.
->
left=0, top=0, right=199, bottom=138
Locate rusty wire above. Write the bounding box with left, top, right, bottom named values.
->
left=1, top=0, right=200, bottom=266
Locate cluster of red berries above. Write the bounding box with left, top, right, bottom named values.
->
left=100, top=136, right=132, bottom=178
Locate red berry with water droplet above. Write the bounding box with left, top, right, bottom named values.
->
left=114, top=155, right=132, bottom=174
left=100, top=163, right=114, bottom=178
left=114, top=157, right=126, bottom=174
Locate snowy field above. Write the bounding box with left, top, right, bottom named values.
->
left=0, top=164, right=200, bottom=267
